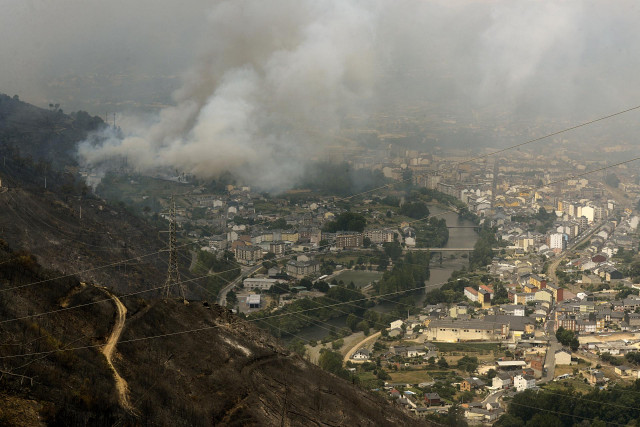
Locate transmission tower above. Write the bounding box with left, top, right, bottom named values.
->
left=163, top=196, right=185, bottom=299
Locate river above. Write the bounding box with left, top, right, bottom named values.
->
left=284, top=204, right=479, bottom=343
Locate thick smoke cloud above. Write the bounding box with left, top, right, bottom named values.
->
left=79, top=0, right=382, bottom=188
left=4, top=1, right=640, bottom=189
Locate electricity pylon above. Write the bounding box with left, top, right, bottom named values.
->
left=163, top=196, right=185, bottom=300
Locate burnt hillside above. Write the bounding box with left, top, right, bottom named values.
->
left=0, top=243, right=124, bottom=426
left=0, top=243, right=427, bottom=426
left=0, top=93, right=103, bottom=169
left=116, top=300, right=426, bottom=426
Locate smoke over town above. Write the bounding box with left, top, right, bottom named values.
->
left=3, top=1, right=640, bottom=189
left=78, top=0, right=381, bottom=188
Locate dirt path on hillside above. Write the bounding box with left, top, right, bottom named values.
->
left=100, top=288, right=134, bottom=413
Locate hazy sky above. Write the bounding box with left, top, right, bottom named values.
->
left=4, top=0, right=640, bottom=188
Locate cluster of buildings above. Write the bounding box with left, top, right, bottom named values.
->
left=554, top=294, right=640, bottom=334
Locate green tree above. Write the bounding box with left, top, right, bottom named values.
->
left=447, top=404, right=468, bottom=427
left=525, top=413, right=563, bottom=427
left=288, top=339, right=306, bottom=357
left=383, top=241, right=403, bottom=261
left=438, top=357, right=449, bottom=369
left=346, top=313, right=359, bottom=331
left=226, top=290, right=238, bottom=307
left=356, top=320, right=370, bottom=335
left=322, top=212, right=367, bottom=233
left=318, top=349, right=349, bottom=379
left=456, top=355, right=479, bottom=373
left=493, top=283, right=509, bottom=304
left=376, top=368, right=391, bottom=380
left=495, top=414, right=525, bottom=427
left=399, top=201, right=430, bottom=219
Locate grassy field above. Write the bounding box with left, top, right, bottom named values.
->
left=388, top=369, right=433, bottom=384
left=543, top=377, right=594, bottom=394
left=554, top=361, right=591, bottom=377
left=333, top=270, right=383, bottom=287
left=435, top=342, right=501, bottom=354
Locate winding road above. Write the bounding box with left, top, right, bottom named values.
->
left=343, top=331, right=381, bottom=364
left=100, top=288, right=134, bottom=412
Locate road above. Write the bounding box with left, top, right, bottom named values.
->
left=100, top=288, right=134, bottom=412
left=541, top=317, right=561, bottom=384
left=481, top=389, right=504, bottom=408
left=343, top=331, right=381, bottom=364
left=546, top=222, right=603, bottom=293
left=217, top=263, right=262, bottom=306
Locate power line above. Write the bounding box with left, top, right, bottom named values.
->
left=162, top=196, right=184, bottom=299
left=457, top=104, right=640, bottom=166
left=508, top=400, right=628, bottom=426
left=2, top=150, right=636, bottom=340
left=0, top=280, right=442, bottom=360
left=536, top=388, right=640, bottom=412
left=0, top=242, right=191, bottom=294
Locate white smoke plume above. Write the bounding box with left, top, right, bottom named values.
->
left=61, top=0, right=640, bottom=189
left=78, top=0, right=381, bottom=189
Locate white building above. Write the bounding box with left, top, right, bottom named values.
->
left=464, top=287, right=479, bottom=302
left=492, top=373, right=512, bottom=389
left=513, top=374, right=536, bottom=392
left=389, top=319, right=403, bottom=330
left=581, top=206, right=595, bottom=223
left=352, top=348, right=370, bottom=360
left=550, top=233, right=566, bottom=252
left=243, top=277, right=279, bottom=291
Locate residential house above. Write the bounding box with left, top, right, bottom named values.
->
left=363, top=229, right=396, bottom=244
left=501, top=305, right=526, bottom=317
left=407, top=346, right=426, bottom=358
left=615, top=365, right=634, bottom=376
left=587, top=370, right=606, bottom=385
left=460, top=377, right=486, bottom=392
left=492, top=372, right=513, bottom=389
left=352, top=348, right=370, bottom=361
left=424, top=393, right=442, bottom=406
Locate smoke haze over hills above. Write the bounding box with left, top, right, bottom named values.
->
left=4, top=1, right=640, bottom=188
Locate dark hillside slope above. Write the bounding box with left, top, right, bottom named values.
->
left=116, top=300, right=426, bottom=426
left=0, top=93, right=103, bottom=169
left=0, top=95, right=214, bottom=298
left=0, top=183, right=168, bottom=295
left=0, top=243, right=427, bottom=426
left=0, top=243, right=124, bottom=425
